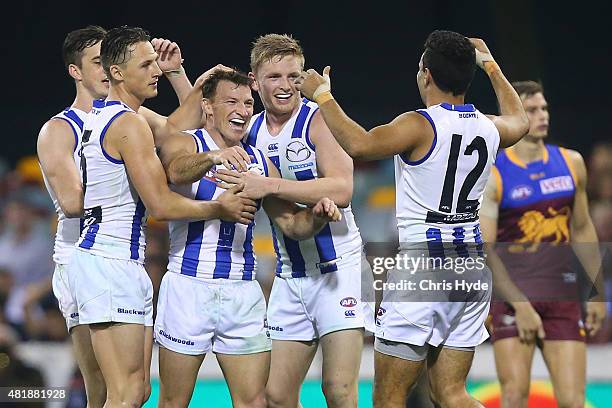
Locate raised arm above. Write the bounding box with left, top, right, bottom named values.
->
left=106, top=112, right=252, bottom=224
left=480, top=168, right=545, bottom=342
left=151, top=38, right=193, bottom=104
left=36, top=119, right=83, bottom=218
left=565, top=148, right=607, bottom=336
left=469, top=38, right=530, bottom=148
left=262, top=157, right=341, bottom=240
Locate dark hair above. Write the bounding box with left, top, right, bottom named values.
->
left=202, top=69, right=253, bottom=100
left=100, top=26, right=150, bottom=77
left=512, top=80, right=544, bottom=99
left=62, top=25, right=107, bottom=69
left=422, top=30, right=476, bottom=96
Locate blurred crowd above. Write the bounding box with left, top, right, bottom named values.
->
left=0, top=142, right=610, bottom=392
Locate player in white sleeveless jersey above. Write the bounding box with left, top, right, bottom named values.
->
left=212, top=34, right=373, bottom=408
left=154, top=69, right=342, bottom=408
left=37, top=26, right=110, bottom=408
left=297, top=31, right=529, bottom=407
left=69, top=26, right=257, bottom=408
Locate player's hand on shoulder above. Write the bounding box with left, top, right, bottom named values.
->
left=312, top=197, right=342, bottom=222
left=151, top=37, right=183, bottom=73
left=296, top=66, right=331, bottom=102
left=468, top=38, right=495, bottom=69
left=216, top=183, right=257, bottom=225
left=194, top=64, right=235, bottom=89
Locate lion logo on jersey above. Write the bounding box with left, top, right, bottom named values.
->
left=513, top=206, right=570, bottom=252
left=286, top=140, right=311, bottom=162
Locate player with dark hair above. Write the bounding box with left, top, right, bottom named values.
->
left=67, top=26, right=256, bottom=408
left=38, top=25, right=109, bottom=408
left=297, top=30, right=529, bottom=407
left=481, top=80, right=607, bottom=408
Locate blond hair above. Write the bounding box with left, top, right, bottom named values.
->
left=250, top=34, right=304, bottom=73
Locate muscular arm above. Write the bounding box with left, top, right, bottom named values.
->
left=263, top=158, right=338, bottom=240
left=36, top=119, right=83, bottom=218
left=107, top=112, right=221, bottom=221
left=314, top=102, right=432, bottom=161
left=157, top=132, right=216, bottom=185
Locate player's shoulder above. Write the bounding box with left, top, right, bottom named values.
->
left=555, top=145, right=584, bottom=163
left=38, top=115, right=76, bottom=145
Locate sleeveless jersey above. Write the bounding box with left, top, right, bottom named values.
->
left=76, top=99, right=147, bottom=263
left=494, top=144, right=577, bottom=299
left=41, top=107, right=86, bottom=265
left=395, top=103, right=500, bottom=253
left=246, top=98, right=362, bottom=278
left=167, top=129, right=269, bottom=280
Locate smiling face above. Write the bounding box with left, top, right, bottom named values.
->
left=522, top=92, right=549, bottom=139
left=109, top=41, right=162, bottom=100
left=75, top=41, right=109, bottom=99
left=251, top=54, right=303, bottom=116
left=203, top=80, right=254, bottom=146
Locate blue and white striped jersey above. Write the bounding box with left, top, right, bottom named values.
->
left=245, top=99, right=362, bottom=279
left=77, top=100, right=147, bottom=263
left=167, top=128, right=269, bottom=280
left=41, top=107, right=86, bottom=265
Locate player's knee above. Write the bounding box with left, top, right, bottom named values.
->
left=234, top=389, right=267, bottom=408
left=556, top=392, right=584, bottom=408
left=107, top=375, right=145, bottom=407
left=321, top=377, right=356, bottom=407
left=265, top=384, right=296, bottom=408
left=429, top=382, right=471, bottom=408
left=500, top=382, right=529, bottom=407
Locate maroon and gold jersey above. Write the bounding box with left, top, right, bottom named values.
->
left=494, top=144, right=578, bottom=300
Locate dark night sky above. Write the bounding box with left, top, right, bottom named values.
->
left=4, top=0, right=610, bottom=166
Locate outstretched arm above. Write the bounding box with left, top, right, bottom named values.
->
left=152, top=37, right=193, bottom=104
left=37, top=119, right=83, bottom=218
left=295, top=67, right=431, bottom=161
left=262, top=158, right=341, bottom=240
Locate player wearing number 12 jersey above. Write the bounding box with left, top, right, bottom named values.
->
left=296, top=31, right=529, bottom=407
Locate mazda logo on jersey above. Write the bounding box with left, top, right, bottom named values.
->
left=286, top=140, right=311, bottom=162
left=247, top=162, right=265, bottom=176
left=340, top=297, right=357, bottom=307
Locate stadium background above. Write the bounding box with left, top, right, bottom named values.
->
left=2, top=1, right=611, bottom=406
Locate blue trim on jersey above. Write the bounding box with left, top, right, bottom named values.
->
left=246, top=114, right=265, bottom=147
left=473, top=224, right=484, bottom=257
left=191, top=134, right=200, bottom=153
left=129, top=199, right=146, bottom=260
left=314, top=225, right=339, bottom=273
left=93, top=99, right=105, bottom=109
left=440, top=102, right=476, bottom=112
left=284, top=236, right=307, bottom=278
left=259, top=150, right=269, bottom=177
left=213, top=222, right=236, bottom=279
left=79, top=224, right=100, bottom=249
left=294, top=169, right=316, bottom=181
left=242, top=223, right=255, bottom=280
left=270, top=223, right=284, bottom=276
left=100, top=110, right=129, bottom=164
left=292, top=103, right=311, bottom=138
left=63, top=109, right=84, bottom=131
left=400, top=110, right=437, bottom=166
left=180, top=176, right=217, bottom=276
left=194, top=129, right=209, bottom=151
left=304, top=107, right=319, bottom=151
left=452, top=227, right=469, bottom=257
left=54, top=117, right=80, bottom=153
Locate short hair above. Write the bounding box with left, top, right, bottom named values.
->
left=100, top=26, right=150, bottom=77
left=422, top=30, right=476, bottom=96
left=512, top=80, right=544, bottom=99
left=202, top=69, right=252, bottom=100
left=62, top=25, right=107, bottom=69
left=250, top=34, right=304, bottom=73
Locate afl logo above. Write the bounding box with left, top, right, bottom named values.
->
left=510, top=185, right=533, bottom=200
left=340, top=297, right=357, bottom=308
left=286, top=140, right=311, bottom=162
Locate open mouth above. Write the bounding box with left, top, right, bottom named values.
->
left=274, top=93, right=292, bottom=102
left=102, top=79, right=109, bottom=84
left=229, top=118, right=246, bottom=130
